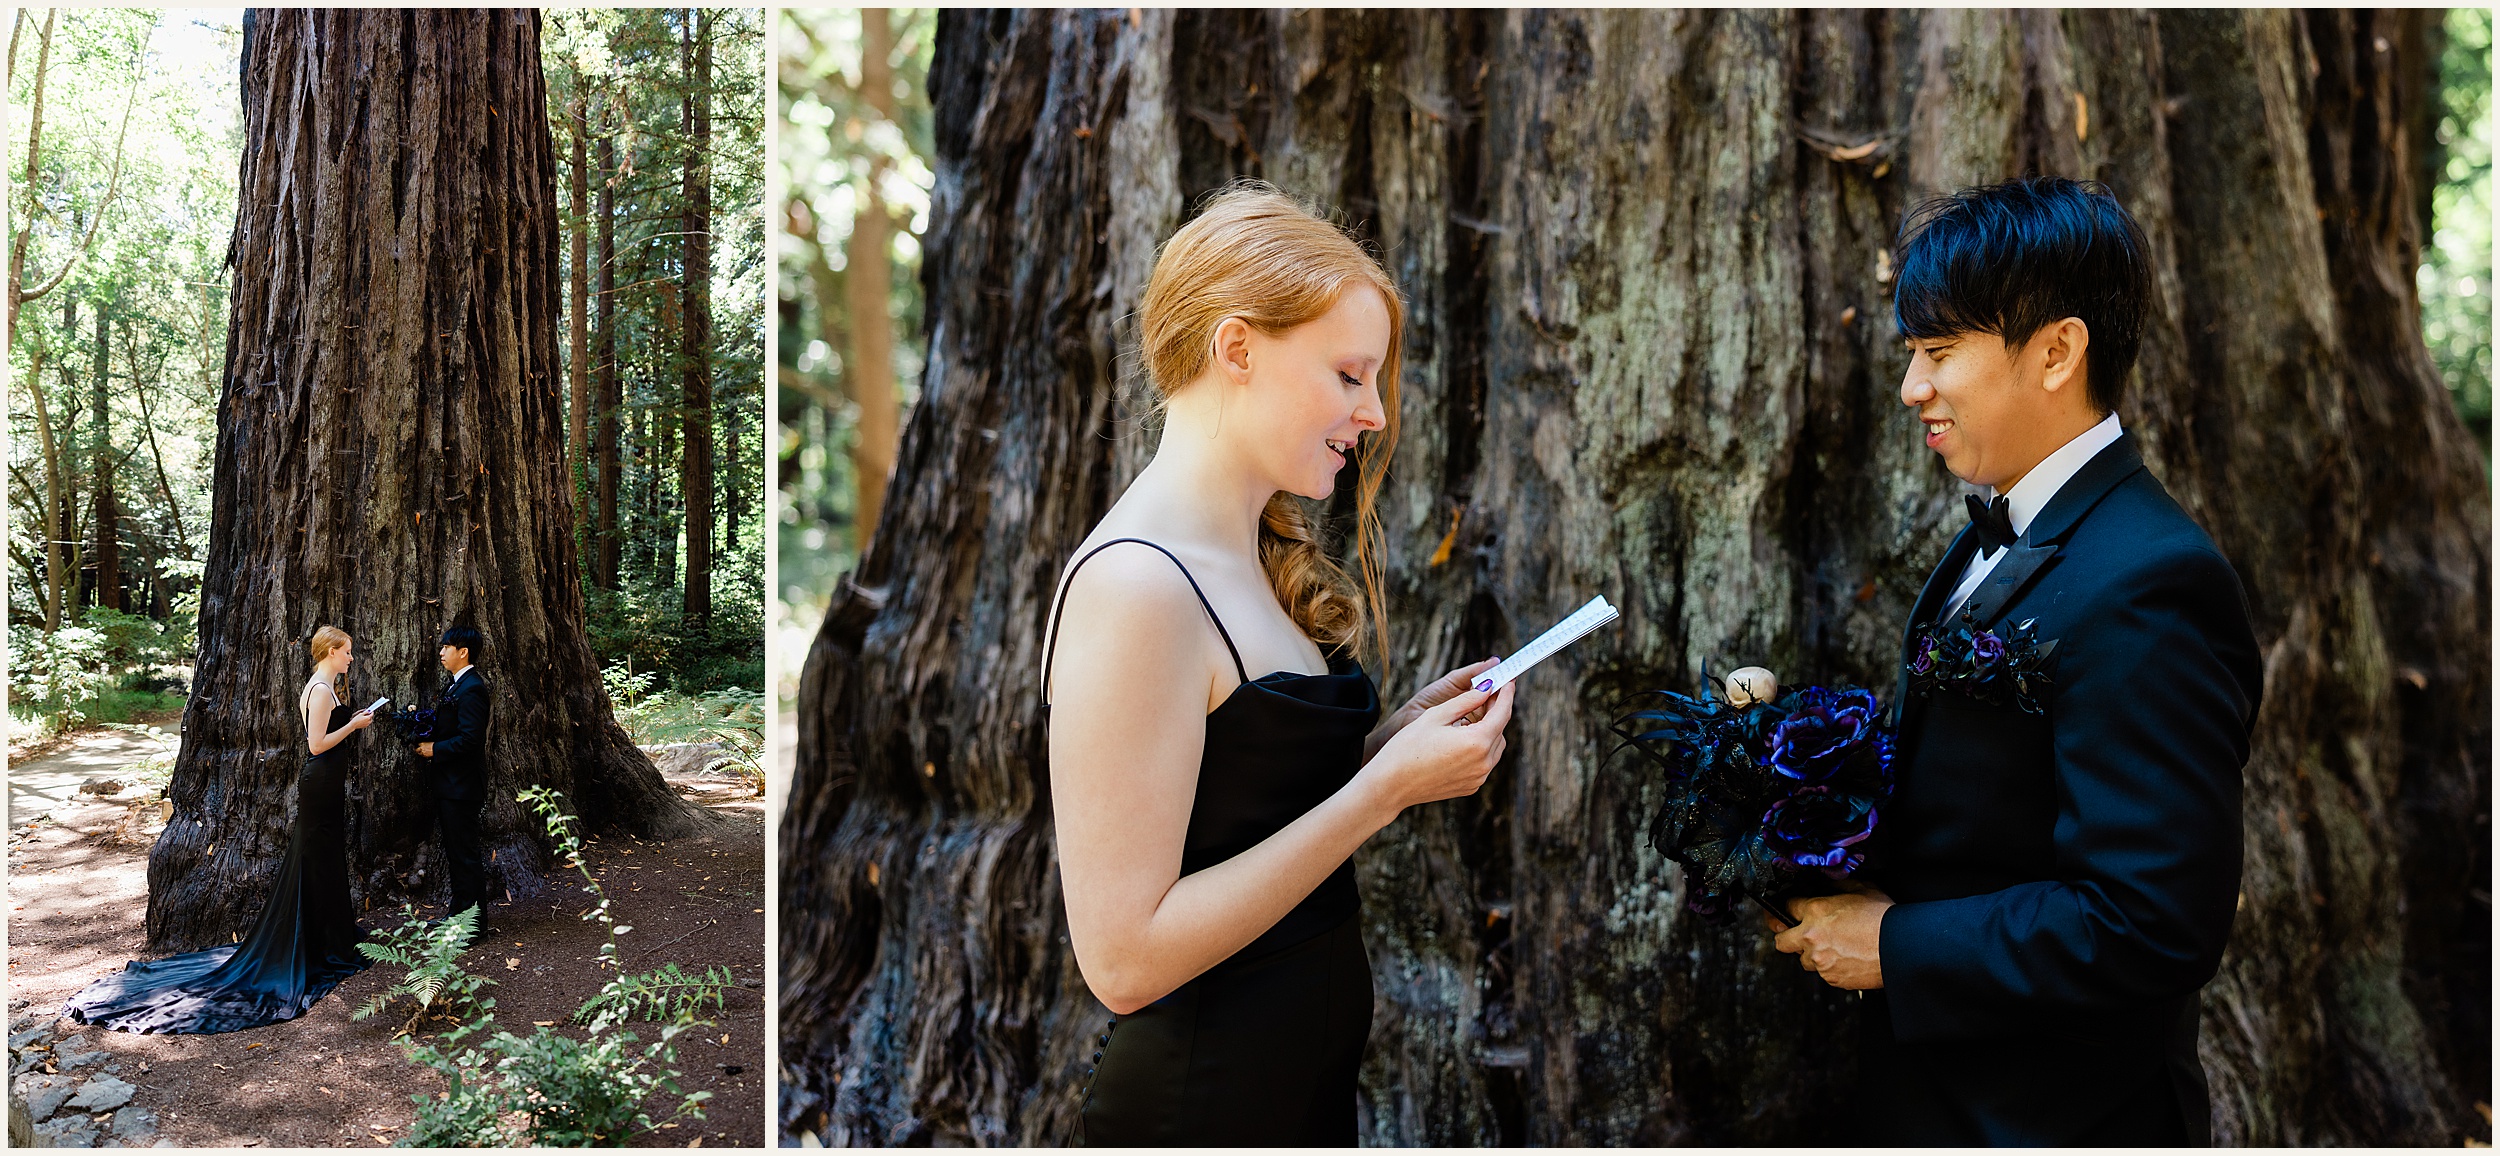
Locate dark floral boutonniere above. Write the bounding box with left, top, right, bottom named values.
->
left=1908, top=612, right=2060, bottom=714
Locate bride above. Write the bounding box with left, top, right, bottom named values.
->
left=66, top=625, right=376, bottom=1034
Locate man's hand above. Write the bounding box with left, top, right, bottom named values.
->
left=1768, top=890, right=1893, bottom=990
left=417, top=741, right=434, bottom=758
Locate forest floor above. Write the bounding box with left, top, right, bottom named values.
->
left=5, top=726, right=766, bottom=1148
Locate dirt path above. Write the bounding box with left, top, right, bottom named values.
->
left=8, top=715, right=180, bottom=830
left=8, top=741, right=765, bottom=1148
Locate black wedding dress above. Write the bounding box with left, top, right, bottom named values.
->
left=65, top=689, right=369, bottom=1034
left=1044, top=539, right=1383, bottom=1146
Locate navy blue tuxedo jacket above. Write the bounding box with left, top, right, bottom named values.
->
left=427, top=669, right=493, bottom=801
left=1857, top=433, right=2262, bottom=1145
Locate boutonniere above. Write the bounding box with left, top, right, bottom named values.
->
left=1907, top=613, right=2060, bottom=715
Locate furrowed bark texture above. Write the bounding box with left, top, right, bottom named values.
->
left=152, top=8, right=709, bottom=953
left=781, top=9, right=2488, bottom=1146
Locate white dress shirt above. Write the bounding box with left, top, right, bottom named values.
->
left=1940, top=412, right=2124, bottom=618
left=449, top=664, right=474, bottom=687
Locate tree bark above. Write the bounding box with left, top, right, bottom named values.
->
left=595, top=134, right=622, bottom=591
left=89, top=307, right=121, bottom=613
left=568, top=102, right=591, bottom=536
left=841, top=8, right=900, bottom=555
left=679, top=8, right=714, bottom=625
left=780, top=8, right=2490, bottom=1147
left=151, top=8, right=714, bottom=954
left=26, top=335, right=66, bottom=631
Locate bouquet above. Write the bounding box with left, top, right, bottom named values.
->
left=382, top=704, right=438, bottom=745
left=1612, top=666, right=1894, bottom=925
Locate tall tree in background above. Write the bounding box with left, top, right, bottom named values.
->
left=595, top=131, right=622, bottom=591
left=679, top=8, right=715, bottom=626
left=781, top=8, right=2489, bottom=1146
left=775, top=7, right=934, bottom=621
left=9, top=7, right=147, bottom=631
left=151, top=8, right=709, bottom=952
left=841, top=8, right=900, bottom=552
left=87, top=303, right=120, bottom=612
left=568, top=101, right=592, bottom=534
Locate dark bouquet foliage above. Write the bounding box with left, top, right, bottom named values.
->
left=384, top=704, right=438, bottom=745
left=1612, top=674, right=1894, bottom=924
left=1908, top=612, right=2060, bottom=714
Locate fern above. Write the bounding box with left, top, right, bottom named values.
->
left=352, top=905, right=497, bottom=1036
left=575, top=963, right=737, bottom=1026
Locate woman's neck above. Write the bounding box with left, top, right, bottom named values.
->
left=1130, top=415, right=1272, bottom=561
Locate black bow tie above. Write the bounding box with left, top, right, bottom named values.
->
left=1965, top=493, right=2016, bottom=558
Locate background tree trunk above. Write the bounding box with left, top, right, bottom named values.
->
left=840, top=8, right=900, bottom=555
left=781, top=8, right=2490, bottom=1147
left=151, top=8, right=712, bottom=954
left=568, top=103, right=591, bottom=537
left=89, top=305, right=121, bottom=614
left=595, top=133, right=621, bottom=591
left=679, top=9, right=714, bottom=626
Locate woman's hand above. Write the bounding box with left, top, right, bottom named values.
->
left=1359, top=680, right=1516, bottom=819
left=1364, top=657, right=1499, bottom=762
left=349, top=708, right=376, bottom=732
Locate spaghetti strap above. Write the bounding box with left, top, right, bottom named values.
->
left=1042, top=538, right=1250, bottom=704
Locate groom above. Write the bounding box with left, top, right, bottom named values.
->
left=1769, top=178, right=2262, bottom=1144
left=417, top=625, right=497, bottom=945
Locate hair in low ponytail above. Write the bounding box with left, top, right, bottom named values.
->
left=1137, top=181, right=1404, bottom=669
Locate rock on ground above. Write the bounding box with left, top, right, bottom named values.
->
left=66, top=1076, right=134, bottom=1113
left=33, top=1111, right=99, bottom=1147
left=18, top=1073, right=74, bottom=1121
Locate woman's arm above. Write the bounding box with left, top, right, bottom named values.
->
left=304, top=682, right=373, bottom=755
left=1049, top=551, right=1512, bottom=1014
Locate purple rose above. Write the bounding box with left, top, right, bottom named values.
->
left=1761, top=787, right=1878, bottom=877
left=1909, top=647, right=1935, bottom=675
left=1766, top=686, right=1882, bottom=783
left=1971, top=631, right=2007, bottom=669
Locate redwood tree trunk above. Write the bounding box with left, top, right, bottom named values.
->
left=152, top=8, right=712, bottom=953
left=89, top=305, right=120, bottom=613
left=679, top=9, right=714, bottom=625
left=781, top=8, right=2489, bottom=1147
left=568, top=103, right=591, bottom=534
left=594, top=133, right=621, bottom=591
left=841, top=8, right=900, bottom=554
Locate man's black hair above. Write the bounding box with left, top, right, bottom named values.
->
left=1893, top=176, right=2151, bottom=415
left=440, top=625, right=485, bottom=655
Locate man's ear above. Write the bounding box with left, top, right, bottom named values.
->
left=2037, top=317, right=2091, bottom=397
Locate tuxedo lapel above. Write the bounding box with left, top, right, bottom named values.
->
left=1953, top=541, right=2056, bottom=628
left=1895, top=524, right=1980, bottom=726
left=1960, top=433, right=2150, bottom=629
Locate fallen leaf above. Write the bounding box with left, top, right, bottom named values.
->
left=534, top=1021, right=556, bottom=1027
left=719, top=1034, right=730, bottom=1045
left=505, top=957, right=522, bottom=970
left=245, top=1041, right=266, bottom=1049
left=1831, top=138, right=1882, bottom=161
left=1428, top=506, right=1462, bottom=567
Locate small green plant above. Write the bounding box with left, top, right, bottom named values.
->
left=401, top=1016, right=709, bottom=1147
left=354, top=905, right=497, bottom=1036
left=574, top=962, right=738, bottom=1026
left=385, top=786, right=722, bottom=1146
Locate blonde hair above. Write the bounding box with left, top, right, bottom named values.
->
left=309, top=625, right=351, bottom=666
left=1137, top=181, right=1404, bottom=668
